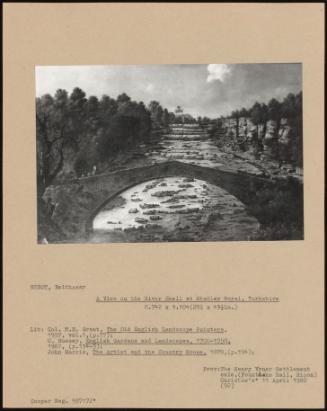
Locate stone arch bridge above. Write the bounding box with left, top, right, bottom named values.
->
left=43, top=161, right=303, bottom=242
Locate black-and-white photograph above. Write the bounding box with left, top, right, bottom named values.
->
left=36, top=64, right=303, bottom=244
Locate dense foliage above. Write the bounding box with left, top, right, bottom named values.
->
left=36, top=88, right=178, bottom=192
left=229, top=92, right=302, bottom=126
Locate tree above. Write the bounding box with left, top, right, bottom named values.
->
left=283, top=92, right=303, bottom=166
left=73, top=156, right=89, bottom=177
left=69, top=87, right=87, bottom=119
left=98, top=95, right=118, bottom=125
left=86, top=96, right=100, bottom=130
left=281, top=93, right=297, bottom=118
left=67, top=87, right=87, bottom=146
left=250, top=102, right=262, bottom=125
left=183, top=114, right=196, bottom=124
left=162, top=109, right=170, bottom=127
left=36, top=90, right=82, bottom=191
left=149, top=101, right=164, bottom=125
left=117, top=93, right=131, bottom=105
left=168, top=111, right=176, bottom=124
left=231, top=109, right=240, bottom=139
left=87, top=95, right=99, bottom=114
left=267, top=98, right=282, bottom=122
left=117, top=100, right=151, bottom=141
left=96, top=115, right=139, bottom=161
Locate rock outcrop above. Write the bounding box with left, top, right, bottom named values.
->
left=216, top=116, right=302, bottom=169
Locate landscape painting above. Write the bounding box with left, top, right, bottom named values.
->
left=36, top=64, right=303, bottom=244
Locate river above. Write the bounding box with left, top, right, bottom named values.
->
left=89, top=124, right=260, bottom=243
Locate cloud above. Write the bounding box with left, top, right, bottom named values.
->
left=207, top=64, right=231, bottom=83
left=145, top=83, right=155, bottom=93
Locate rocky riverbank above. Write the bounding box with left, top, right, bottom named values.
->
left=213, top=116, right=303, bottom=181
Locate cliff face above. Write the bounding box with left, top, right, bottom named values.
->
left=216, top=117, right=302, bottom=168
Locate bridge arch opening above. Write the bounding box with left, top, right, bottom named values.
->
left=86, top=175, right=260, bottom=243
left=83, top=160, right=264, bottom=233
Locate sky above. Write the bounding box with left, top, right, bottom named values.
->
left=36, top=64, right=302, bottom=118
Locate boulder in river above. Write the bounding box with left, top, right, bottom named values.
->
left=124, top=227, right=137, bottom=233
left=168, top=204, right=185, bottom=209
left=151, top=190, right=182, bottom=197
left=142, top=210, right=157, bottom=215
left=143, top=182, right=158, bottom=192
left=161, top=197, right=178, bottom=203
left=149, top=215, right=162, bottom=221
left=140, top=203, right=160, bottom=209
left=178, top=207, right=200, bottom=214
left=178, top=183, right=193, bottom=188
left=135, top=217, right=148, bottom=223
left=145, top=223, right=162, bottom=229
left=176, top=194, right=197, bottom=199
